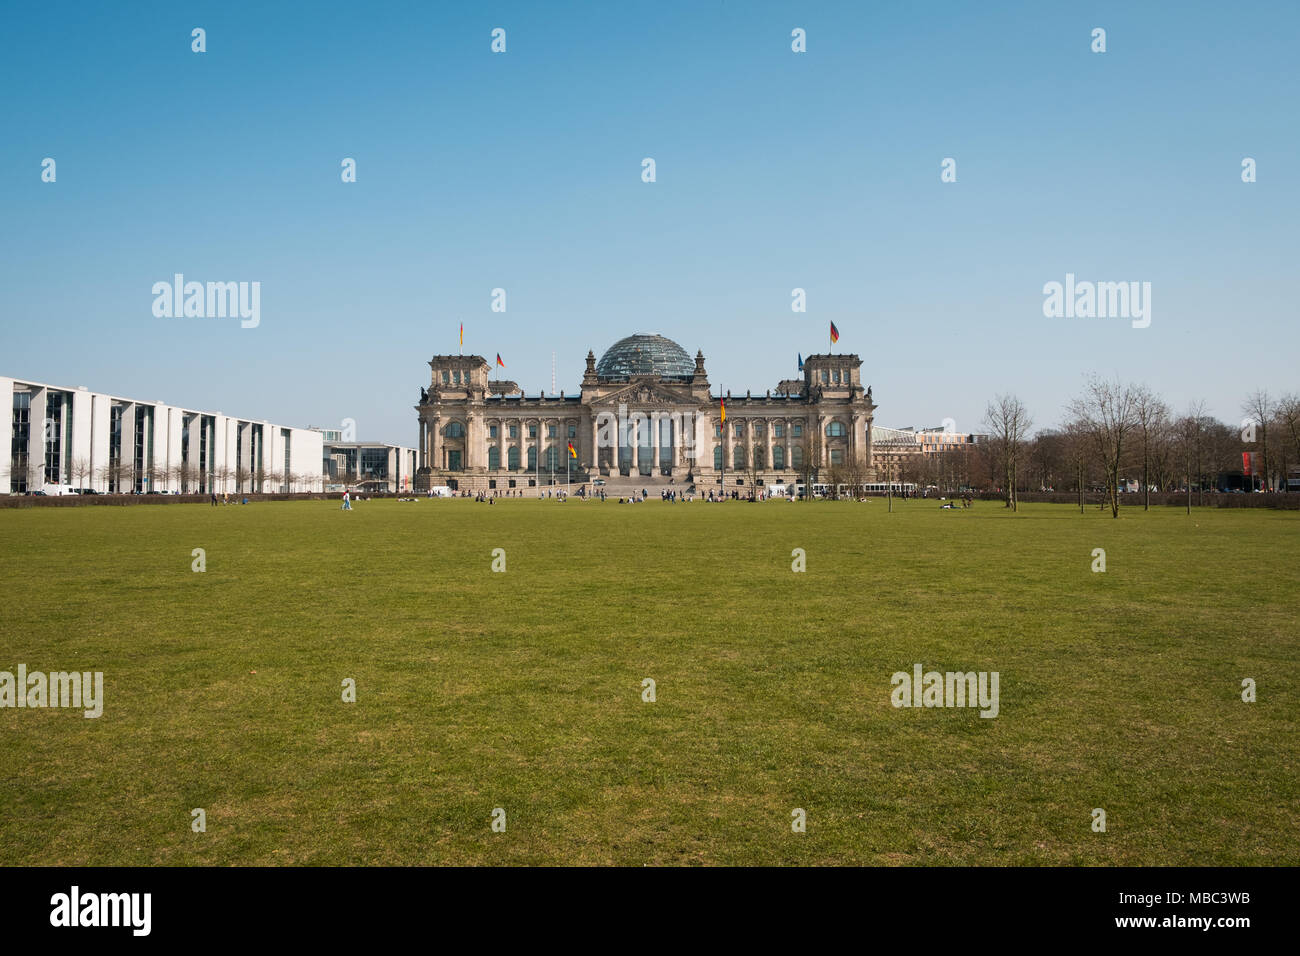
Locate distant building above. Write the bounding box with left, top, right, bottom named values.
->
left=2, top=374, right=323, bottom=495
left=871, top=425, right=987, bottom=478
left=311, top=429, right=417, bottom=493
left=414, top=333, right=879, bottom=493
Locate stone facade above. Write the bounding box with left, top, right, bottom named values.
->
left=414, top=334, right=877, bottom=493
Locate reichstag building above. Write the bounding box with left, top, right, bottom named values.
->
left=414, top=333, right=877, bottom=491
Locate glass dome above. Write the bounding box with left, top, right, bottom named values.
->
left=596, top=333, right=694, bottom=379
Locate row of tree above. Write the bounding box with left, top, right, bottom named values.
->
left=979, top=382, right=1300, bottom=517
left=17, top=456, right=320, bottom=494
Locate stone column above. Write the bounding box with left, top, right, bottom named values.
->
left=652, top=412, right=660, bottom=475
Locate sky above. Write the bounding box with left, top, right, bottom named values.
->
left=2, top=0, right=1296, bottom=444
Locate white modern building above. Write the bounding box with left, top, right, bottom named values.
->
left=2, top=375, right=324, bottom=495
left=311, top=428, right=417, bottom=493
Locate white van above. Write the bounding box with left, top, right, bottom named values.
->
left=41, top=485, right=79, bottom=496
left=427, top=486, right=454, bottom=498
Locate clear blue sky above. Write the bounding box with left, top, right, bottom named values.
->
left=3, top=0, right=1296, bottom=443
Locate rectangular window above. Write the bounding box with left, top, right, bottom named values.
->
left=568, top=424, right=576, bottom=438
left=733, top=424, right=742, bottom=438
left=830, top=449, right=844, bottom=465
left=774, top=424, right=784, bottom=438
left=489, top=425, right=498, bottom=439
left=820, top=370, right=829, bottom=384
left=442, top=370, right=450, bottom=384
left=509, top=425, right=518, bottom=439
left=792, top=424, right=803, bottom=437
left=529, top=425, right=537, bottom=438
left=548, top=425, right=557, bottom=438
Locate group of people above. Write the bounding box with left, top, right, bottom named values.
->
left=210, top=492, right=250, bottom=506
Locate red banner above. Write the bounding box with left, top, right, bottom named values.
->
left=1242, top=452, right=1253, bottom=475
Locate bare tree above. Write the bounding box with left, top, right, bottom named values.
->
left=1278, top=394, right=1300, bottom=492
left=212, top=464, right=234, bottom=495
left=1069, top=377, right=1139, bottom=519
left=1241, top=390, right=1276, bottom=491
left=1133, top=385, right=1170, bottom=510
left=69, top=457, right=91, bottom=491
left=983, top=394, right=1033, bottom=511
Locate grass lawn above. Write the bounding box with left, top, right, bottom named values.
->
left=1, top=497, right=1296, bottom=866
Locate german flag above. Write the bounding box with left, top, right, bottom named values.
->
left=567, top=441, right=577, bottom=459
left=830, top=321, right=840, bottom=344
left=496, top=353, right=505, bottom=368
left=720, top=399, right=726, bottom=424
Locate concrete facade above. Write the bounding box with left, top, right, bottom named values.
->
left=3, top=375, right=323, bottom=495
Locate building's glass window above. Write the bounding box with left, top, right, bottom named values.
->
left=714, top=446, right=723, bottom=470
left=753, top=422, right=765, bottom=437
left=754, top=447, right=764, bottom=469
left=441, top=370, right=450, bottom=384
left=489, top=425, right=498, bottom=439
left=826, top=421, right=846, bottom=437
left=528, top=425, right=537, bottom=439
left=714, top=424, right=722, bottom=438
left=791, top=446, right=804, bottom=468
left=773, top=423, right=784, bottom=438
left=830, top=449, right=844, bottom=465
left=773, top=446, right=785, bottom=469
left=733, top=446, right=745, bottom=470
left=547, top=424, right=557, bottom=438
left=508, top=446, right=520, bottom=470
left=445, top=422, right=465, bottom=438
left=733, top=424, right=743, bottom=438
left=545, top=446, right=559, bottom=472
left=10, top=391, right=31, bottom=493
left=44, top=393, right=63, bottom=484
left=527, top=445, right=537, bottom=470
left=820, top=370, right=829, bottom=384
left=568, top=424, right=576, bottom=438
left=488, top=446, right=500, bottom=470
left=792, top=423, right=802, bottom=437
left=360, top=447, right=388, bottom=478
left=509, top=425, right=518, bottom=439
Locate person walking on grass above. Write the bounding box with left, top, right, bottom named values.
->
left=342, top=491, right=352, bottom=511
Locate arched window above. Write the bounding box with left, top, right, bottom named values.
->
left=733, top=446, right=745, bottom=470
left=714, top=446, right=723, bottom=470
left=508, top=446, right=520, bottom=471
left=754, top=447, right=764, bottom=469
left=445, top=422, right=465, bottom=439
left=773, top=446, right=785, bottom=469
left=791, top=446, right=804, bottom=468
left=527, top=446, right=537, bottom=470
left=488, top=446, right=500, bottom=470
left=825, top=421, right=846, bottom=438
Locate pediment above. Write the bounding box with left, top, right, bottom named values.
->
left=589, top=381, right=692, bottom=407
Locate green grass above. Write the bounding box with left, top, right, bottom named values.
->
left=1, top=497, right=1297, bottom=866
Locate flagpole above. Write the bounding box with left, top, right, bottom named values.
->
left=719, top=395, right=725, bottom=500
